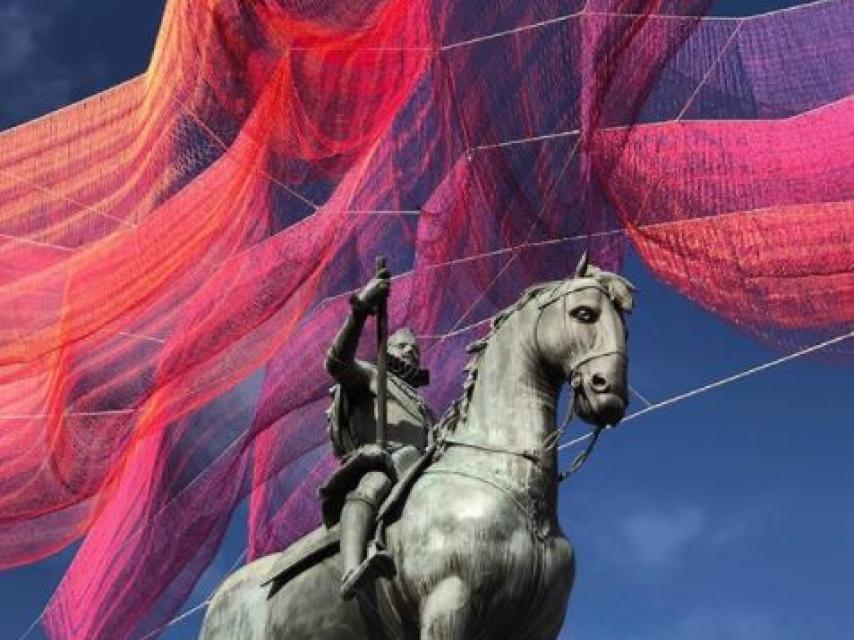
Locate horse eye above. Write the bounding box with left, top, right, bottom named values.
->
left=571, top=306, right=598, bottom=323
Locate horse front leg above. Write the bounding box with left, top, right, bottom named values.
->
left=420, top=576, right=472, bottom=640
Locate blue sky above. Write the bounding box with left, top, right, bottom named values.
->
left=1, top=1, right=851, bottom=639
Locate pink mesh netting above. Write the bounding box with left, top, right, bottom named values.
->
left=0, top=1, right=849, bottom=637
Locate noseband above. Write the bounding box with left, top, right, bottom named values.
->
left=535, top=281, right=629, bottom=479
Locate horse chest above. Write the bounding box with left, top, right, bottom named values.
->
left=396, top=474, right=550, bottom=593
left=390, top=475, right=572, bottom=640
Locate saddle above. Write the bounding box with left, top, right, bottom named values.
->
left=263, top=443, right=437, bottom=598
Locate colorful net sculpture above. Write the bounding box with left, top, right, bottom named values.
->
left=0, top=1, right=850, bottom=637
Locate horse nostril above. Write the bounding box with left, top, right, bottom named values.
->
left=591, top=373, right=610, bottom=392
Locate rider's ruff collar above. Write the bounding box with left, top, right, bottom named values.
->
left=387, top=353, right=430, bottom=387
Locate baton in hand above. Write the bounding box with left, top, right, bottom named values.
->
left=375, top=256, right=388, bottom=448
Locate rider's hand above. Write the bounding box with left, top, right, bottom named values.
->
left=355, top=270, right=390, bottom=314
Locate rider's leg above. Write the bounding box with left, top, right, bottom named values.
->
left=420, top=575, right=471, bottom=640
left=339, top=471, right=392, bottom=599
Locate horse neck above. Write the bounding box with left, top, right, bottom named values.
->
left=454, top=304, right=562, bottom=483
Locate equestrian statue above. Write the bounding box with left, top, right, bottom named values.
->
left=200, top=252, right=634, bottom=640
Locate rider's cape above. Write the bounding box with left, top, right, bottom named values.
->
left=326, top=383, right=354, bottom=460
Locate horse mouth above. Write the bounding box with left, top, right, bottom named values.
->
left=576, top=391, right=626, bottom=428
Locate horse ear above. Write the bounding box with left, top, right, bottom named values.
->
left=574, top=251, right=589, bottom=278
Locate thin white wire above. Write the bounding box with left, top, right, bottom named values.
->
left=3, top=191, right=846, bottom=421
left=592, top=0, right=835, bottom=22
left=20, top=547, right=250, bottom=640
left=109, top=329, right=854, bottom=638
left=16, top=610, right=44, bottom=640
left=106, top=192, right=829, bottom=357
left=15, top=431, right=255, bottom=640
left=0, top=409, right=134, bottom=421
left=440, top=0, right=836, bottom=54
left=629, top=384, right=654, bottom=408
left=428, top=136, right=583, bottom=354
left=417, top=318, right=491, bottom=341
left=141, top=602, right=210, bottom=638
left=344, top=209, right=422, bottom=215
left=428, top=91, right=854, bottom=156
left=0, top=165, right=136, bottom=229
left=675, top=22, right=743, bottom=121
left=8, top=1, right=846, bottom=635
left=470, top=129, right=581, bottom=153
left=558, top=328, right=854, bottom=452
left=0, top=232, right=77, bottom=253
left=441, top=10, right=585, bottom=51
left=138, top=549, right=249, bottom=640
left=0, top=0, right=838, bottom=256
left=166, top=89, right=320, bottom=212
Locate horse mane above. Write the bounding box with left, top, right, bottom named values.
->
left=433, top=266, right=635, bottom=439
left=585, top=265, right=635, bottom=315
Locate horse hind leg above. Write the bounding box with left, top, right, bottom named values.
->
left=420, top=576, right=472, bottom=640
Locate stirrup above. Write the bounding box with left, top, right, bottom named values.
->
left=339, top=546, right=395, bottom=600
left=366, top=540, right=395, bottom=576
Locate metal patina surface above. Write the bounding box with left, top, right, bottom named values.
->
left=200, top=254, right=633, bottom=639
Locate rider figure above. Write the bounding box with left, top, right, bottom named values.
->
left=320, top=267, right=433, bottom=600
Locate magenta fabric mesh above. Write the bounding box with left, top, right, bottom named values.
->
left=0, top=1, right=848, bottom=637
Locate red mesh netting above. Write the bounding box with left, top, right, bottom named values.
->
left=0, top=1, right=849, bottom=637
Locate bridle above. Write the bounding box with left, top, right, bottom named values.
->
left=536, top=280, right=628, bottom=374
left=439, top=280, right=627, bottom=479
left=536, top=280, right=627, bottom=479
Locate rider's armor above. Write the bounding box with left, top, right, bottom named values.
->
left=320, top=296, right=432, bottom=599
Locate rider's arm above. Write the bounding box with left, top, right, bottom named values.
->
left=326, top=271, right=389, bottom=394
left=325, top=298, right=373, bottom=394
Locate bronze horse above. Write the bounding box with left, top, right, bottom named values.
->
left=200, top=257, right=633, bottom=639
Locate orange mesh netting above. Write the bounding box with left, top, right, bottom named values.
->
left=0, top=1, right=849, bottom=637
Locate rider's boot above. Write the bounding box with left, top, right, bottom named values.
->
left=339, top=472, right=393, bottom=599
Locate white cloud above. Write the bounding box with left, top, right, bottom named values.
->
left=573, top=497, right=767, bottom=576
left=561, top=608, right=780, bottom=640
left=647, top=607, right=781, bottom=640
left=620, top=505, right=706, bottom=567
left=707, top=504, right=769, bottom=549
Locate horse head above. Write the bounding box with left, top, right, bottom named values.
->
left=535, top=252, right=634, bottom=428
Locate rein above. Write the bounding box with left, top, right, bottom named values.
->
left=424, top=274, right=629, bottom=540
left=437, top=360, right=609, bottom=480
left=435, top=279, right=625, bottom=491
left=540, top=281, right=621, bottom=480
